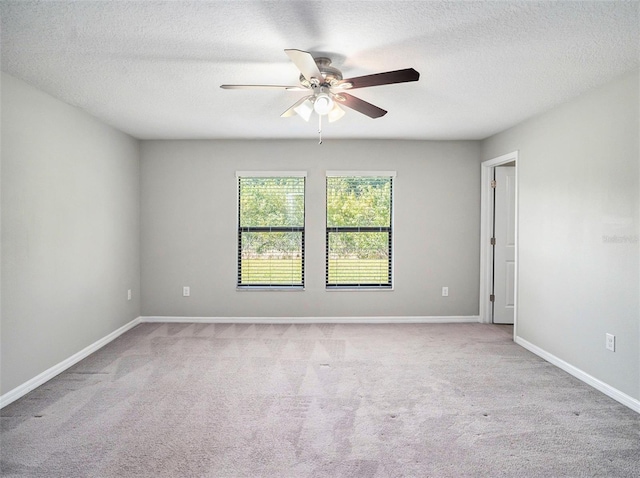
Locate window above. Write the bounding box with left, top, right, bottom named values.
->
left=237, top=172, right=305, bottom=288
left=326, top=172, right=394, bottom=288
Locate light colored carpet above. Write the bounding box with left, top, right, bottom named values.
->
left=1, top=323, right=638, bottom=477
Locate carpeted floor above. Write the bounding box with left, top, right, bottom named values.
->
left=1, top=323, right=638, bottom=477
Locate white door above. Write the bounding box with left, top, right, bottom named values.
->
left=492, top=166, right=516, bottom=324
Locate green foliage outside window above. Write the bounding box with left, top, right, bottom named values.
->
left=326, top=177, right=391, bottom=228
left=240, top=177, right=305, bottom=228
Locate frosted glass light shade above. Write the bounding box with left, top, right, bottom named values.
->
left=328, top=104, right=345, bottom=123
left=313, top=93, right=334, bottom=115
left=293, top=99, right=314, bottom=122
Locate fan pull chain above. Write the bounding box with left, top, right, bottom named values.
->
left=318, top=114, right=323, bottom=145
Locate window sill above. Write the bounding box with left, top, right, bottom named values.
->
left=325, top=287, right=394, bottom=292
left=236, top=286, right=305, bottom=292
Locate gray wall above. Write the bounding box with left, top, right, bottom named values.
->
left=482, top=70, right=640, bottom=400
left=141, top=140, right=481, bottom=318
left=1, top=73, right=141, bottom=395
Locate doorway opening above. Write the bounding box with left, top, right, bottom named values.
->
left=480, top=152, right=518, bottom=336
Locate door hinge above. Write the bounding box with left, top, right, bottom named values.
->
left=489, top=294, right=495, bottom=302
left=490, top=179, right=497, bottom=189
left=490, top=237, right=496, bottom=246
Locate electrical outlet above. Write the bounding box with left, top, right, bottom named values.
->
left=605, top=333, right=615, bottom=352
left=127, top=289, right=132, bottom=301
left=183, top=286, right=190, bottom=297
left=442, top=287, right=449, bottom=297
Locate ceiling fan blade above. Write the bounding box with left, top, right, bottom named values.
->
left=285, top=49, right=323, bottom=83
left=220, top=84, right=306, bottom=91
left=335, top=93, right=387, bottom=119
left=336, top=68, right=420, bottom=90
left=281, top=96, right=313, bottom=118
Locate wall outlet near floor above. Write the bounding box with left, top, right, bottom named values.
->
left=183, top=286, right=191, bottom=297
left=442, top=286, right=449, bottom=297
left=605, top=333, right=615, bottom=352
left=127, top=289, right=132, bottom=301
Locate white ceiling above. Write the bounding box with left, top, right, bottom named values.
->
left=1, top=1, right=638, bottom=141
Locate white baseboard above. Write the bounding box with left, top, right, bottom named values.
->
left=0, top=317, right=142, bottom=409
left=516, top=336, right=640, bottom=414
left=140, top=315, right=481, bottom=324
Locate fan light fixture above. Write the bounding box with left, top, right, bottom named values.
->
left=293, top=98, right=314, bottom=122
left=313, top=93, right=334, bottom=115
left=328, top=103, right=345, bottom=123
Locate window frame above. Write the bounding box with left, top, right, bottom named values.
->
left=325, top=171, right=396, bottom=290
left=236, top=171, right=307, bottom=290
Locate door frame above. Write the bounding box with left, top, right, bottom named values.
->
left=479, top=151, right=519, bottom=335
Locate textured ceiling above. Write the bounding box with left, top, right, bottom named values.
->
left=1, top=1, right=639, bottom=140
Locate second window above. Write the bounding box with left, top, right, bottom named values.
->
left=326, top=173, right=394, bottom=288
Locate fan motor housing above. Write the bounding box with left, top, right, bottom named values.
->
left=300, top=57, right=343, bottom=88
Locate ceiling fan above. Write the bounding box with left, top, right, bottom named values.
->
left=221, top=49, right=420, bottom=125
